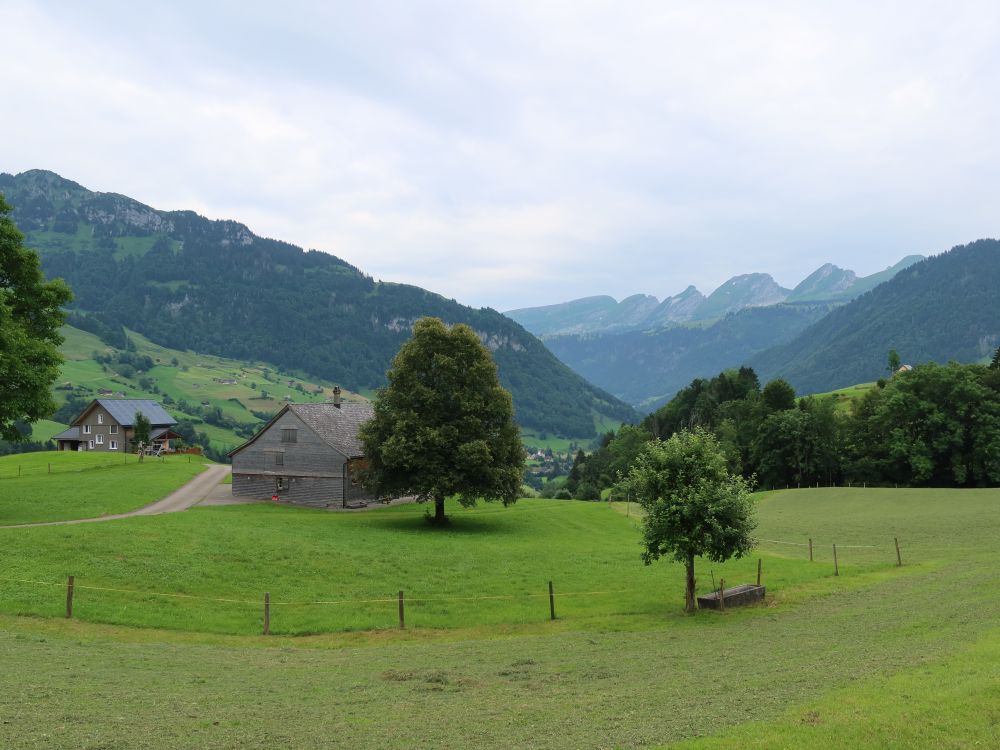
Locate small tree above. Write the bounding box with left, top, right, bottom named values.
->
left=621, top=428, right=756, bottom=613
left=359, top=317, right=525, bottom=525
left=133, top=411, right=151, bottom=460
left=991, top=347, right=1000, bottom=370
left=888, top=349, right=901, bottom=375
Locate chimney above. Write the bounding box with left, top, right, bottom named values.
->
left=333, top=386, right=341, bottom=408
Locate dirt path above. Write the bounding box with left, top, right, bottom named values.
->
left=0, top=464, right=232, bottom=529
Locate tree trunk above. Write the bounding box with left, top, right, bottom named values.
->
left=684, top=556, right=696, bottom=613
left=433, top=496, right=447, bottom=525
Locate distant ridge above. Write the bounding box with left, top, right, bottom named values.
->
left=506, top=257, right=923, bottom=337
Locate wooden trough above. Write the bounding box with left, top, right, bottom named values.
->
left=697, top=583, right=765, bottom=610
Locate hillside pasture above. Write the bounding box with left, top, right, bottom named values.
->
left=0, top=486, right=998, bottom=748
left=0, top=452, right=213, bottom=525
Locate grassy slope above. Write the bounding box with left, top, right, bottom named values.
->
left=55, top=325, right=365, bottom=452
left=0, top=453, right=212, bottom=525
left=0, top=487, right=998, bottom=748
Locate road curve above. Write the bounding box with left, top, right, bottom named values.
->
left=0, top=463, right=232, bottom=529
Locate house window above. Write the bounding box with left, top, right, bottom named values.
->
left=109, top=424, right=118, bottom=434
left=97, top=414, right=104, bottom=425
left=96, top=434, right=104, bottom=445
left=281, top=428, right=297, bottom=443
left=274, top=452, right=284, bottom=466
left=110, top=441, right=118, bottom=450
left=83, top=424, right=92, bottom=435
left=88, top=440, right=94, bottom=449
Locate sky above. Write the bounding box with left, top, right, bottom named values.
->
left=5, top=1, right=1000, bottom=311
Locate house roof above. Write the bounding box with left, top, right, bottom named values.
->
left=288, top=402, right=374, bottom=458
left=52, top=426, right=81, bottom=441
left=74, top=399, right=177, bottom=427
left=228, top=401, right=374, bottom=458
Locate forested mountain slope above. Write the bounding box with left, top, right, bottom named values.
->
left=0, top=169, right=637, bottom=437
left=751, top=240, right=1000, bottom=394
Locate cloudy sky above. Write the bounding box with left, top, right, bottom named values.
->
left=5, top=1, right=1000, bottom=310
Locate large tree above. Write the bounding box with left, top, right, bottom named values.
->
left=0, top=195, right=72, bottom=441
left=359, top=317, right=525, bottom=525
left=621, top=428, right=756, bottom=613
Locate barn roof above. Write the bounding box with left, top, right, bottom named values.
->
left=228, top=401, right=374, bottom=458
left=288, top=402, right=373, bottom=458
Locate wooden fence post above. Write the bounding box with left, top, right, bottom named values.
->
left=263, top=592, right=270, bottom=635
left=756, top=558, right=762, bottom=587
left=65, top=575, right=74, bottom=618
left=718, top=578, right=725, bottom=611
left=833, top=544, right=839, bottom=576
left=895, top=537, right=902, bottom=567
left=809, top=538, right=813, bottom=562
left=398, top=590, right=405, bottom=629
left=548, top=581, right=556, bottom=620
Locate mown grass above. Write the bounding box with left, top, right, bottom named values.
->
left=0, top=488, right=951, bottom=636
left=1, top=486, right=998, bottom=748
left=0, top=452, right=212, bottom=525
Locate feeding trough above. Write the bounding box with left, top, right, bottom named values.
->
left=697, top=583, right=765, bottom=610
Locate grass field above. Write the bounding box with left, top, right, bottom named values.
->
left=0, top=486, right=998, bottom=748
left=806, top=381, right=878, bottom=412
left=0, top=452, right=213, bottom=525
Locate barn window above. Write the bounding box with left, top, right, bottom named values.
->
left=281, top=428, right=297, bottom=443
left=274, top=452, right=284, bottom=466
left=276, top=477, right=288, bottom=491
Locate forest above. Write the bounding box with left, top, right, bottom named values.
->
left=559, top=351, right=1000, bottom=499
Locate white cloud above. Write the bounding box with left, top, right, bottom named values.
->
left=4, top=1, right=1000, bottom=309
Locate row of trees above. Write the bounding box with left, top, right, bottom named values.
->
left=566, top=355, right=1000, bottom=496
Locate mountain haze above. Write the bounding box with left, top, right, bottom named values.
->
left=1, top=169, right=638, bottom=437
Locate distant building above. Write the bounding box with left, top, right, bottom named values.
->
left=53, top=399, right=181, bottom=453
left=229, top=395, right=375, bottom=509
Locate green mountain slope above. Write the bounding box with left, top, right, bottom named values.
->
left=1, top=169, right=637, bottom=437
left=750, top=240, right=1000, bottom=394
left=545, top=303, right=833, bottom=408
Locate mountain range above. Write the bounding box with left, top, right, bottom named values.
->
left=542, top=241, right=1000, bottom=408
left=0, top=169, right=638, bottom=438
left=506, top=257, right=924, bottom=337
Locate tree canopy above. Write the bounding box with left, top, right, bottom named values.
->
left=620, top=428, right=756, bottom=612
left=0, top=194, right=72, bottom=441
left=359, top=317, right=525, bottom=524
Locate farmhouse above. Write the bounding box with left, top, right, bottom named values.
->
left=229, top=396, right=375, bottom=509
left=53, top=399, right=180, bottom=453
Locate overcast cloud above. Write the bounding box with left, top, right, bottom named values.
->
left=4, top=1, right=1000, bottom=310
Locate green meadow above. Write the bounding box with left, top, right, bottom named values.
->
left=0, top=478, right=997, bottom=748
left=0, top=452, right=212, bottom=525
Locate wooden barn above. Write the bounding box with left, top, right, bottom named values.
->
left=229, top=398, right=375, bottom=509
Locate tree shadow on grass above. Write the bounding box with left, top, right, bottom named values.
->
left=363, top=512, right=519, bottom=536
